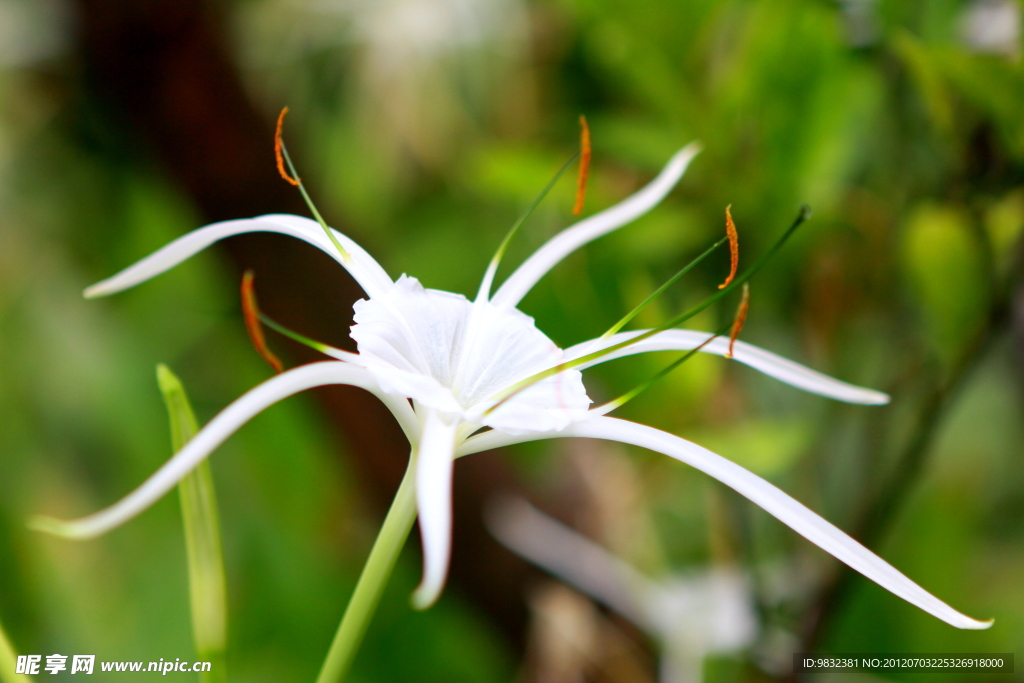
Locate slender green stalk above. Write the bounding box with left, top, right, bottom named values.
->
left=497, top=152, right=580, bottom=263
left=476, top=152, right=580, bottom=302
left=157, top=365, right=228, bottom=683
left=601, top=236, right=727, bottom=339
left=596, top=321, right=732, bottom=413
left=278, top=141, right=351, bottom=262
left=316, top=460, right=418, bottom=683
left=0, top=621, right=32, bottom=683
left=258, top=313, right=341, bottom=355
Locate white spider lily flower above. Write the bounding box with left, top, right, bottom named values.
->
left=33, top=144, right=990, bottom=628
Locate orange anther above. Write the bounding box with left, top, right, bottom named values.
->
left=718, top=204, right=739, bottom=289
left=241, top=270, right=284, bottom=374
left=725, top=283, right=750, bottom=359
left=275, top=107, right=301, bottom=187
left=572, top=115, right=591, bottom=216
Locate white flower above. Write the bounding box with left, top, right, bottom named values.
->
left=35, top=144, right=989, bottom=627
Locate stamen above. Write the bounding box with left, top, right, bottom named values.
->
left=273, top=107, right=351, bottom=262
left=258, top=312, right=359, bottom=362
left=275, top=107, right=300, bottom=186
left=484, top=205, right=811, bottom=414
left=718, top=204, right=738, bottom=289
left=600, top=235, right=727, bottom=339
left=724, top=283, right=750, bottom=359
left=572, top=115, right=591, bottom=216
left=241, top=270, right=284, bottom=374
left=595, top=323, right=729, bottom=415
left=475, top=151, right=580, bottom=303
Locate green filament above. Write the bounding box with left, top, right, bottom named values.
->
left=278, top=139, right=351, bottom=262
left=601, top=236, right=728, bottom=340
left=258, top=313, right=345, bottom=356
left=477, top=151, right=580, bottom=301
left=485, top=205, right=811, bottom=414
left=596, top=322, right=731, bottom=414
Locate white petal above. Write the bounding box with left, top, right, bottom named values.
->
left=351, top=275, right=590, bottom=432
left=317, top=346, right=364, bottom=364
left=411, top=410, right=460, bottom=609
left=470, top=373, right=591, bottom=434
left=491, top=143, right=701, bottom=308
left=84, top=214, right=393, bottom=300
left=29, top=362, right=417, bottom=539
left=459, top=417, right=991, bottom=630
left=565, top=329, right=890, bottom=405
left=351, top=276, right=471, bottom=411
left=646, top=571, right=757, bottom=654
left=486, top=495, right=655, bottom=628
left=456, top=427, right=536, bottom=457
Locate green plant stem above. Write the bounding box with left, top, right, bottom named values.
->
left=316, top=459, right=418, bottom=683
left=0, top=620, right=32, bottom=683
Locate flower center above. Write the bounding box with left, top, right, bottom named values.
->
left=350, top=275, right=591, bottom=433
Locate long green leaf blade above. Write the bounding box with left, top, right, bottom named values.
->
left=157, top=365, right=228, bottom=683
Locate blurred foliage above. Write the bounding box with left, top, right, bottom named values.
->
left=1, top=0, right=1023, bottom=681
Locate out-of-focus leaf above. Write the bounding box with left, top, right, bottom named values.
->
left=902, top=204, right=987, bottom=362
left=985, top=190, right=1024, bottom=272
left=892, top=31, right=956, bottom=136
left=694, top=418, right=812, bottom=477
left=933, top=50, right=1024, bottom=159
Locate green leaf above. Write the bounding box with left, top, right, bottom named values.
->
left=985, top=190, right=1024, bottom=273
left=157, top=365, right=228, bottom=683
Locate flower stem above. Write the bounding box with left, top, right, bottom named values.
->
left=316, top=459, right=418, bottom=683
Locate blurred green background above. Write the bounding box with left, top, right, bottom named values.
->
left=1, top=0, right=1022, bottom=681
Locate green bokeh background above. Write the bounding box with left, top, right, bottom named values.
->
left=1, top=0, right=1022, bottom=681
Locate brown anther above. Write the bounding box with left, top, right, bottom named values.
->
left=275, top=107, right=301, bottom=186
left=241, top=270, right=284, bottom=374
left=572, top=115, right=592, bottom=216
left=725, top=282, right=750, bottom=359
left=718, top=204, right=739, bottom=289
